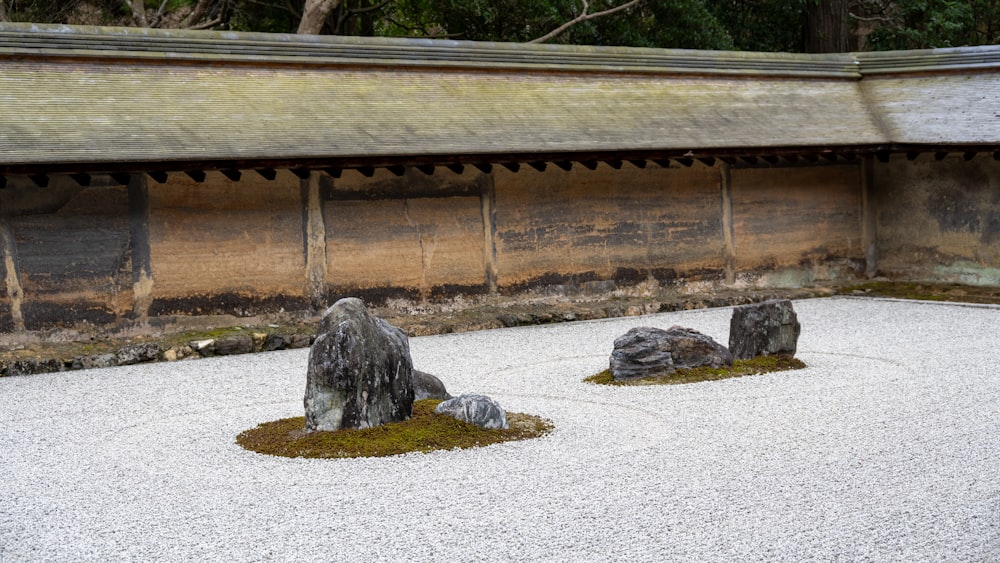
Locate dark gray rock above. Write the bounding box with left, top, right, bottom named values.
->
left=115, top=343, right=161, bottom=365
left=434, top=394, right=508, bottom=430
left=610, top=325, right=733, bottom=380
left=262, top=333, right=289, bottom=351
left=304, top=297, right=414, bottom=432
left=288, top=334, right=312, bottom=349
left=78, top=354, right=117, bottom=370
left=7, top=358, right=65, bottom=376
left=214, top=334, right=253, bottom=356
left=728, top=299, right=801, bottom=360
left=413, top=369, right=452, bottom=401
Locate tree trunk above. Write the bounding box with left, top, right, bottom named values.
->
left=802, top=0, right=851, bottom=53
left=297, top=0, right=343, bottom=35
left=0, top=1, right=8, bottom=23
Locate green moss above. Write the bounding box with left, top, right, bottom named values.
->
left=584, top=354, right=807, bottom=386
left=236, top=399, right=553, bottom=459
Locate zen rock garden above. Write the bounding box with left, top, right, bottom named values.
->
left=609, top=299, right=801, bottom=381
left=241, top=297, right=802, bottom=458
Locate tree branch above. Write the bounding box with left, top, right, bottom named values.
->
left=529, top=0, right=641, bottom=44
left=123, top=0, right=148, bottom=27
left=181, top=0, right=216, bottom=28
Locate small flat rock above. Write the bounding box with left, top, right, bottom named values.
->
left=434, top=394, right=508, bottom=430
left=413, top=370, right=452, bottom=401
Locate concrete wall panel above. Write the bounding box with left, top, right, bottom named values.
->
left=875, top=155, right=1000, bottom=284
left=3, top=179, right=131, bottom=329
left=147, top=171, right=307, bottom=315
left=732, top=165, right=863, bottom=270
left=324, top=195, right=486, bottom=299
left=494, top=164, right=725, bottom=289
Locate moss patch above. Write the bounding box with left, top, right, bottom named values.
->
left=585, top=354, right=806, bottom=386
left=236, top=399, right=553, bottom=459
left=839, top=281, right=1000, bottom=305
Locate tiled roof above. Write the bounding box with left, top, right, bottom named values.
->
left=0, top=23, right=998, bottom=175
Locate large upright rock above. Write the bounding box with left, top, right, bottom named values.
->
left=304, top=298, right=415, bottom=432
left=610, top=326, right=733, bottom=380
left=728, top=299, right=801, bottom=360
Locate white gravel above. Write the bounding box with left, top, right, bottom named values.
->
left=1, top=297, right=998, bottom=562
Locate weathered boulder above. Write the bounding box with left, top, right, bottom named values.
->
left=728, top=299, right=801, bottom=360
left=413, top=369, right=452, bottom=401
left=610, top=326, right=733, bottom=380
left=304, top=298, right=415, bottom=432
left=434, top=394, right=508, bottom=429
left=214, top=334, right=253, bottom=356
left=115, top=343, right=161, bottom=365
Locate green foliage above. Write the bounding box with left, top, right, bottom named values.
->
left=584, top=354, right=807, bottom=386
left=6, top=0, right=999, bottom=51
left=866, top=0, right=977, bottom=49
left=236, top=399, right=554, bottom=458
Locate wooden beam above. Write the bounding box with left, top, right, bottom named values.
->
left=762, top=155, right=779, bottom=164
left=70, top=173, right=92, bottom=186
left=906, top=151, right=921, bottom=161
left=323, top=168, right=342, bottom=179
left=185, top=170, right=207, bottom=182
left=782, top=155, right=799, bottom=163
left=740, top=156, right=758, bottom=165
left=605, top=160, right=623, bottom=169
left=221, top=169, right=242, bottom=181
left=255, top=169, right=277, bottom=181
left=876, top=150, right=890, bottom=163
left=802, top=154, right=820, bottom=163
left=446, top=163, right=465, bottom=174
left=417, top=164, right=435, bottom=175
left=579, top=161, right=599, bottom=170
left=473, top=163, right=493, bottom=174
left=0, top=176, right=6, bottom=189
left=627, top=159, right=646, bottom=169
left=994, top=151, right=1000, bottom=160
left=29, top=174, right=49, bottom=188
left=356, top=166, right=376, bottom=177
left=676, top=158, right=694, bottom=167
left=501, top=162, right=520, bottom=172
left=821, top=153, right=838, bottom=162
left=528, top=161, right=547, bottom=172
left=934, top=151, right=949, bottom=161
left=111, top=173, right=131, bottom=185
left=290, top=168, right=312, bottom=180
left=697, top=157, right=716, bottom=167
left=963, top=152, right=977, bottom=161
left=147, top=171, right=168, bottom=184
left=386, top=165, right=406, bottom=177
left=554, top=161, right=573, bottom=171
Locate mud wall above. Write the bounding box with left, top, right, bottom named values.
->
left=1, top=159, right=873, bottom=333
left=874, top=154, right=1000, bottom=285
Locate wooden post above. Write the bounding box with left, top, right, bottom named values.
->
left=480, top=174, right=499, bottom=294
left=128, top=173, right=154, bottom=320
left=303, top=171, right=329, bottom=310
left=720, top=162, right=736, bottom=284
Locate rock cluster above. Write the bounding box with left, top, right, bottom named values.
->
left=1, top=332, right=314, bottom=377
left=610, top=326, right=733, bottom=380
left=728, top=299, right=801, bottom=360
left=304, top=298, right=415, bottom=432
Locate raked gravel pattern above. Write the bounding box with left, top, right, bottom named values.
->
left=1, top=297, right=998, bottom=562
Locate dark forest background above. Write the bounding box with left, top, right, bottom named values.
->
left=2, top=0, right=998, bottom=52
